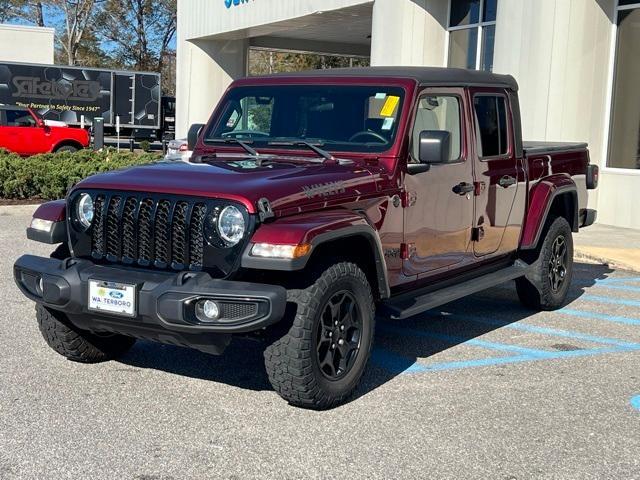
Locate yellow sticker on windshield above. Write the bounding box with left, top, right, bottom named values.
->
left=380, top=96, right=400, bottom=117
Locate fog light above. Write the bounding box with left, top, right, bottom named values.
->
left=196, top=299, right=220, bottom=322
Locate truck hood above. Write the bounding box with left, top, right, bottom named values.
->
left=75, top=156, right=384, bottom=214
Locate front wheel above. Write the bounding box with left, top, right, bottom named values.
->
left=516, top=216, right=574, bottom=310
left=36, top=305, right=135, bottom=362
left=264, top=262, right=375, bottom=409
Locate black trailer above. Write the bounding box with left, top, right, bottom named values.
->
left=0, top=61, right=175, bottom=140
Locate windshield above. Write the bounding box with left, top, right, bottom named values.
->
left=205, top=85, right=405, bottom=153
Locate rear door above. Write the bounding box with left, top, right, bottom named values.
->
left=403, top=87, right=475, bottom=276
left=113, top=73, right=135, bottom=127
left=471, top=89, right=522, bottom=257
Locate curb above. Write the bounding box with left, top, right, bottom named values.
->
left=0, top=204, right=40, bottom=216
left=574, top=247, right=640, bottom=273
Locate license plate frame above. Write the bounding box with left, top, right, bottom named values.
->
left=88, top=280, right=137, bottom=318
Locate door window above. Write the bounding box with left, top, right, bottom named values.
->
left=6, top=110, right=36, bottom=127
left=473, top=95, right=509, bottom=158
left=411, top=95, right=462, bottom=161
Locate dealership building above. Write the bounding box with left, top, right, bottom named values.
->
left=177, top=0, right=640, bottom=229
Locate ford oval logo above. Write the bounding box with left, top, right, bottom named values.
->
left=109, top=291, right=124, bottom=299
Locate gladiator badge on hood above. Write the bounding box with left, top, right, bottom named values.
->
left=302, top=181, right=346, bottom=199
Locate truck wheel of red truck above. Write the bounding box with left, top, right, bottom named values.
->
left=264, top=262, right=375, bottom=409
left=36, top=305, right=136, bottom=363
left=516, top=216, right=574, bottom=311
left=54, top=145, right=79, bottom=153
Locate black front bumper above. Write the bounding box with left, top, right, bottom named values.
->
left=14, top=255, right=287, bottom=355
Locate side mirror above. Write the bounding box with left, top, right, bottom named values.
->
left=408, top=130, right=451, bottom=175
left=187, top=123, right=205, bottom=150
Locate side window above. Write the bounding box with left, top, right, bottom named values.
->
left=473, top=95, right=509, bottom=157
left=6, top=110, right=36, bottom=127
left=412, top=95, right=461, bottom=162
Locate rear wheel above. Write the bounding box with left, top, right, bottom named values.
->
left=54, top=145, right=79, bottom=153
left=516, top=216, right=574, bottom=310
left=36, top=305, right=135, bottom=363
left=264, top=262, right=375, bottom=409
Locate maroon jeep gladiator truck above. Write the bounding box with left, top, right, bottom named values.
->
left=14, top=67, right=599, bottom=409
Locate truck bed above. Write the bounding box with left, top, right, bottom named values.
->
left=523, top=141, right=588, bottom=155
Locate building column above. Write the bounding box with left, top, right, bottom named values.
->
left=370, top=0, right=448, bottom=67
left=176, top=38, right=248, bottom=138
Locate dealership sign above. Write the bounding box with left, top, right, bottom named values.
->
left=225, top=0, right=253, bottom=8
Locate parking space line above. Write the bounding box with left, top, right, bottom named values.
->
left=582, top=295, right=640, bottom=308
left=379, top=323, right=556, bottom=358
left=371, top=343, right=632, bottom=375
left=559, top=308, right=640, bottom=326
left=593, top=283, right=640, bottom=293
left=432, top=311, right=640, bottom=348
left=596, top=277, right=640, bottom=285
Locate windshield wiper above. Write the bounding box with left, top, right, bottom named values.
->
left=268, top=140, right=336, bottom=162
left=207, top=138, right=260, bottom=157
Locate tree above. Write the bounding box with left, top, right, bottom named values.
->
left=1, top=0, right=44, bottom=26
left=51, top=0, right=100, bottom=65
left=96, top=0, right=176, bottom=72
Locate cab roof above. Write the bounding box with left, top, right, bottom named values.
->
left=250, top=66, right=519, bottom=91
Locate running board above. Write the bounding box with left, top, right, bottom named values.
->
left=381, top=260, right=530, bottom=320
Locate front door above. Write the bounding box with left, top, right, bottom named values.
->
left=470, top=90, right=522, bottom=257
left=0, top=109, right=43, bottom=155
left=403, top=88, right=475, bottom=277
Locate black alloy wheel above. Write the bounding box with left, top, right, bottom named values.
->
left=548, top=235, right=568, bottom=293
left=316, top=291, right=362, bottom=380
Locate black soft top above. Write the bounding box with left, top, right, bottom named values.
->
left=252, top=66, right=518, bottom=91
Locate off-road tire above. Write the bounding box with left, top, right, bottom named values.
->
left=516, top=216, right=574, bottom=310
left=54, top=145, right=79, bottom=153
left=264, top=262, right=375, bottom=409
left=36, top=304, right=135, bottom=363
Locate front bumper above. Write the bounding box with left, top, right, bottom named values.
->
left=14, top=255, right=287, bottom=354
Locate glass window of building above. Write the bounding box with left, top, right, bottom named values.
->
left=609, top=2, right=640, bottom=170
left=448, top=0, right=497, bottom=72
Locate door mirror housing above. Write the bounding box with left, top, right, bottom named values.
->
left=407, top=130, right=451, bottom=175
left=187, top=123, right=205, bottom=150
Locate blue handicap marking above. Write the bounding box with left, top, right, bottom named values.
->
left=583, top=295, right=640, bottom=308
left=559, top=308, right=640, bottom=326
left=631, top=395, right=640, bottom=412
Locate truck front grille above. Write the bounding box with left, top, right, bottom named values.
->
left=91, top=194, right=208, bottom=270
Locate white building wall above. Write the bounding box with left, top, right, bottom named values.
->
left=492, top=0, right=640, bottom=229
left=0, top=24, right=55, bottom=64
left=371, top=0, right=447, bottom=67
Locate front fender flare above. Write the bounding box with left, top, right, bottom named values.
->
left=241, top=211, right=390, bottom=299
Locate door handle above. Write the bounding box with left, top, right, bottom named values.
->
left=498, top=175, right=517, bottom=188
left=452, top=182, right=474, bottom=196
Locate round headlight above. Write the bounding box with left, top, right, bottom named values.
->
left=217, top=205, right=245, bottom=246
left=76, top=193, right=94, bottom=229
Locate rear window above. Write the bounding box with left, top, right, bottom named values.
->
left=474, top=95, right=509, bottom=157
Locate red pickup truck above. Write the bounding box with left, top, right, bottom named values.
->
left=0, top=105, right=89, bottom=155
left=14, top=67, right=599, bottom=409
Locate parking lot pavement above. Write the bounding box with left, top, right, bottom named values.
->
left=1, top=207, right=639, bottom=479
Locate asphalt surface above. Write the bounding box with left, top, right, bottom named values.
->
left=1, top=207, right=639, bottom=479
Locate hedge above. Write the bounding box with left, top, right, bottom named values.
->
left=0, top=149, right=161, bottom=200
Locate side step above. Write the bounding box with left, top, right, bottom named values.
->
left=381, top=260, right=530, bottom=320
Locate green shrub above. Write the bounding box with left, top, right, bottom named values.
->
left=139, top=140, right=151, bottom=152
left=0, top=148, right=161, bottom=200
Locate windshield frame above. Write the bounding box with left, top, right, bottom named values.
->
left=201, top=79, right=415, bottom=157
